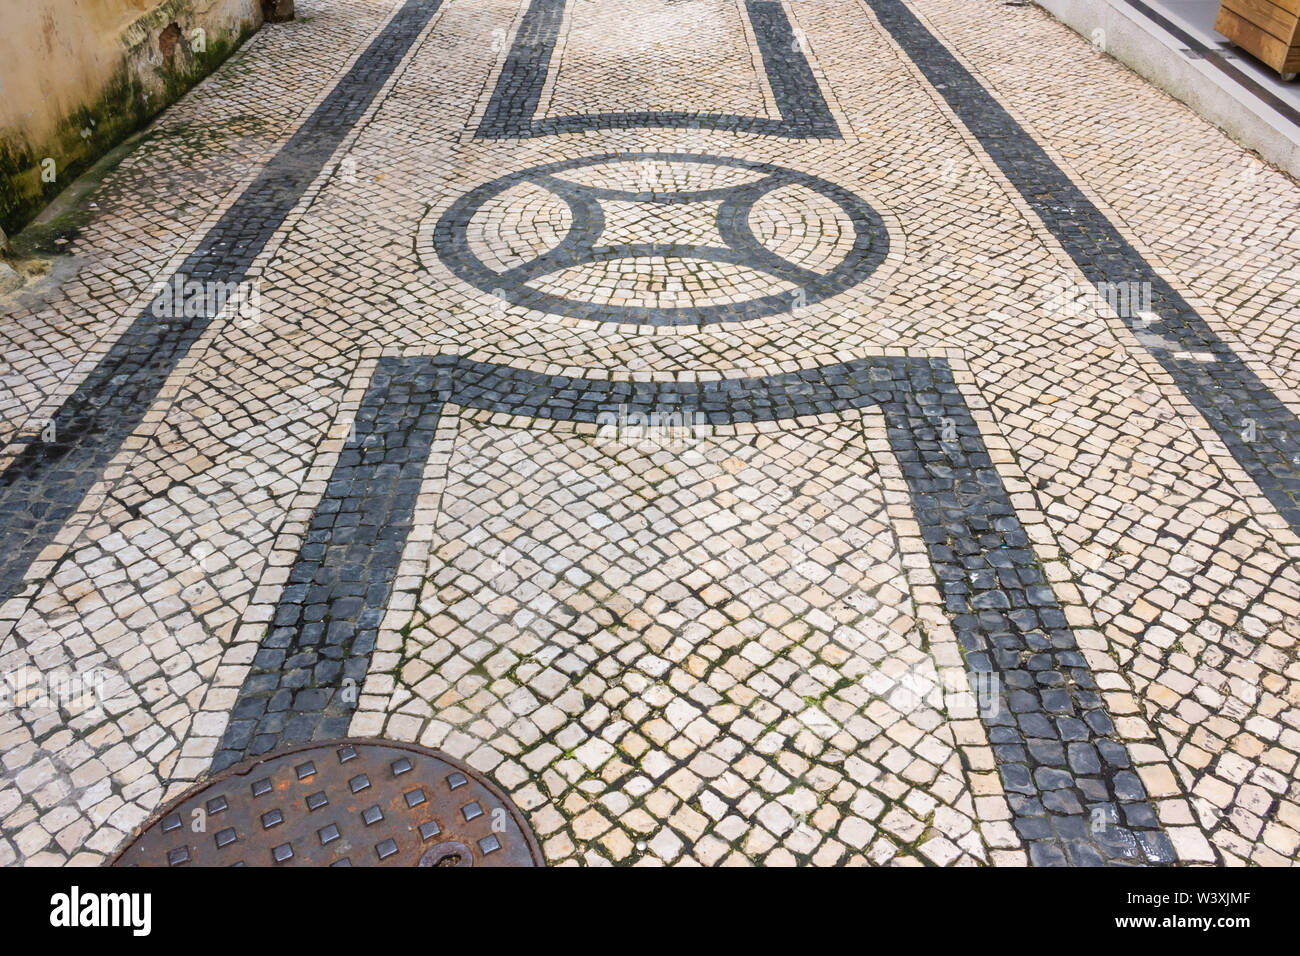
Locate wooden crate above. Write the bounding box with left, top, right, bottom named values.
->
left=1215, top=0, right=1300, bottom=78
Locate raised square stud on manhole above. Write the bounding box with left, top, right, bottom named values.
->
left=331, top=859, right=351, bottom=867
left=111, top=741, right=541, bottom=866
left=419, top=820, right=442, bottom=841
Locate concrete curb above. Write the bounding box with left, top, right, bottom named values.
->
left=1035, top=0, right=1300, bottom=179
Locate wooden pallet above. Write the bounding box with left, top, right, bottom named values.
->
left=1215, top=0, right=1300, bottom=78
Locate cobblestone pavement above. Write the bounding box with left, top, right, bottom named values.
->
left=1, top=0, right=1298, bottom=867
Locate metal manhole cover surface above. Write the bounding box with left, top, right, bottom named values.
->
left=111, top=739, right=542, bottom=867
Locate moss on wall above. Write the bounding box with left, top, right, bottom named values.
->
left=0, top=6, right=260, bottom=238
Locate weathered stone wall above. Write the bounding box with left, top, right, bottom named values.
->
left=0, top=0, right=266, bottom=238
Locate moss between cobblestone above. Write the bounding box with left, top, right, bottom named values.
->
left=5, top=130, right=143, bottom=261
left=5, top=107, right=272, bottom=288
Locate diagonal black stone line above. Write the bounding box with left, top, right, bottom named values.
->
left=214, top=359, right=453, bottom=771
left=865, top=0, right=1300, bottom=537
left=215, top=354, right=1172, bottom=865
left=477, top=0, right=565, bottom=139
left=0, top=0, right=445, bottom=603
left=475, top=0, right=840, bottom=139
left=745, top=0, right=839, bottom=135
left=876, top=377, right=1171, bottom=866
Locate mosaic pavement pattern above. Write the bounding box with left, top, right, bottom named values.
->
left=0, top=0, right=1298, bottom=867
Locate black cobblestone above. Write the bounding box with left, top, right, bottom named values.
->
left=433, top=152, right=888, bottom=325
left=476, top=0, right=840, bottom=139
left=867, top=0, right=1300, bottom=537
left=0, top=0, right=445, bottom=602
left=216, top=354, right=1170, bottom=865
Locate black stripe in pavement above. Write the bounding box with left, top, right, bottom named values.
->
left=476, top=0, right=840, bottom=138
left=216, top=355, right=1171, bottom=865
left=746, top=0, right=839, bottom=134
left=0, top=0, right=444, bottom=602
left=214, top=359, right=452, bottom=771
left=865, top=0, right=1300, bottom=536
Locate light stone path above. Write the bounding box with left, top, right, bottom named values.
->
left=0, top=0, right=1297, bottom=867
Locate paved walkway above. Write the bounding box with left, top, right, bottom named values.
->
left=1, top=0, right=1299, bottom=866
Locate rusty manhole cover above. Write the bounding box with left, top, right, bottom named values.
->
left=111, top=739, right=542, bottom=867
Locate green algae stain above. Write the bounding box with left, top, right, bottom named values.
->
left=1, top=16, right=259, bottom=237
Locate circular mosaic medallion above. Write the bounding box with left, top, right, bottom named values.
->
left=429, top=152, right=890, bottom=326
left=110, top=739, right=542, bottom=867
